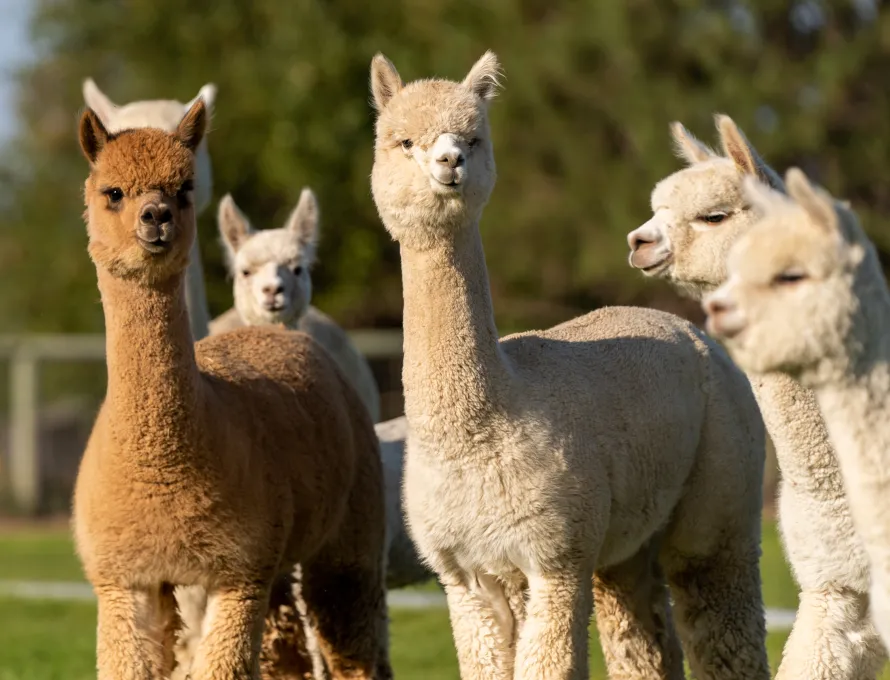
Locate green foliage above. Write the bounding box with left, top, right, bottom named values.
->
left=2, top=0, right=890, bottom=332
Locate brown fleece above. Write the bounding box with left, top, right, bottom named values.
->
left=72, top=101, right=390, bottom=680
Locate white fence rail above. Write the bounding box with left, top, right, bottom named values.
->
left=0, top=331, right=403, bottom=514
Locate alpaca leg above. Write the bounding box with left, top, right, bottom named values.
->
left=593, top=543, right=684, bottom=679
left=188, top=585, right=269, bottom=680
left=441, top=574, right=517, bottom=680
left=172, top=585, right=207, bottom=680
left=664, top=542, right=770, bottom=680
left=258, top=572, right=316, bottom=680
left=777, top=587, right=886, bottom=680
left=94, top=585, right=166, bottom=680
left=156, top=583, right=181, bottom=678
left=302, top=558, right=391, bottom=680
left=513, top=569, right=593, bottom=680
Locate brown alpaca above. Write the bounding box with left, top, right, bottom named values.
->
left=71, top=99, right=391, bottom=680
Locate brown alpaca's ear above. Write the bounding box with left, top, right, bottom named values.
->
left=177, top=98, right=207, bottom=151
left=79, top=108, right=110, bottom=164
left=82, top=78, right=118, bottom=124
left=716, top=114, right=783, bottom=190
left=218, top=194, right=253, bottom=263
left=370, top=53, right=403, bottom=111
left=669, top=121, right=714, bottom=165
left=785, top=168, right=838, bottom=235
left=285, top=187, right=320, bottom=255
left=463, top=51, right=502, bottom=102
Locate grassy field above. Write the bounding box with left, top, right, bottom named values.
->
left=0, top=522, right=885, bottom=679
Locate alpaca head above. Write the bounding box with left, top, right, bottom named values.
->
left=82, top=78, right=216, bottom=214
left=703, top=169, right=876, bottom=384
left=218, top=189, right=318, bottom=327
left=627, top=115, right=784, bottom=299
left=80, top=98, right=207, bottom=284
left=369, top=51, right=501, bottom=250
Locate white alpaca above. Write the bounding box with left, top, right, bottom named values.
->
left=626, top=116, right=885, bottom=679
left=215, top=189, right=381, bottom=422
left=370, top=51, right=769, bottom=680
left=704, top=168, right=890, bottom=660
left=82, top=79, right=216, bottom=341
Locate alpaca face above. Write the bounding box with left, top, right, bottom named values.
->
left=218, top=190, right=318, bottom=327
left=628, top=117, right=782, bottom=300
left=79, top=100, right=207, bottom=283
left=369, top=52, right=501, bottom=249
left=704, top=170, right=866, bottom=384
left=82, top=79, right=216, bottom=213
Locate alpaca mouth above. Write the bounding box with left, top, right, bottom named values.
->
left=137, top=238, right=171, bottom=255
left=634, top=253, right=673, bottom=276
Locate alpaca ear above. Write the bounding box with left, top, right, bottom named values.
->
left=741, top=175, right=787, bottom=217
left=463, top=51, right=503, bottom=102
left=218, top=194, right=253, bottom=263
left=82, top=78, right=118, bottom=124
left=177, top=98, right=207, bottom=151
left=715, top=114, right=783, bottom=190
left=187, top=84, right=217, bottom=116
left=785, top=167, right=838, bottom=235
left=285, top=187, right=320, bottom=258
left=79, top=108, right=110, bottom=164
left=370, top=53, right=403, bottom=111
left=670, top=121, right=714, bottom=164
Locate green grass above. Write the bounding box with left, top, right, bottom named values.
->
left=0, top=522, right=884, bottom=679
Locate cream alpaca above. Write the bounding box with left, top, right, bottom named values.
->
left=214, top=190, right=381, bottom=422
left=705, top=169, right=890, bottom=655
left=627, top=116, right=884, bottom=679
left=370, top=51, right=769, bottom=680
left=72, top=100, right=390, bottom=680
left=83, top=78, right=216, bottom=341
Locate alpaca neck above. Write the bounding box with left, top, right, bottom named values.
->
left=810, top=284, right=890, bottom=559
left=399, top=223, right=512, bottom=450
left=97, top=268, right=202, bottom=474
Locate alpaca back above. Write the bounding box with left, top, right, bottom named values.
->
left=209, top=305, right=381, bottom=422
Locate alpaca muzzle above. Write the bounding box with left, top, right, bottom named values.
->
left=137, top=202, right=176, bottom=253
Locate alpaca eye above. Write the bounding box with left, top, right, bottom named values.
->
left=468, top=137, right=480, bottom=148
left=293, top=265, right=303, bottom=276
left=773, top=270, right=807, bottom=286
left=104, top=187, right=124, bottom=204
left=401, top=139, right=413, bottom=150
left=241, top=269, right=251, bottom=278
left=703, top=212, right=727, bottom=224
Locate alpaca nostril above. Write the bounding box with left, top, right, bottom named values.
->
left=262, top=284, right=284, bottom=296
left=630, top=233, right=656, bottom=252
left=706, top=297, right=733, bottom=316
left=140, top=205, right=172, bottom=226
left=157, top=208, right=172, bottom=224
left=140, top=207, right=158, bottom=225
left=437, top=151, right=464, bottom=169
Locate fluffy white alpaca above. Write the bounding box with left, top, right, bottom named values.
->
left=627, top=116, right=885, bottom=679
left=82, top=79, right=216, bottom=341
left=704, top=168, right=890, bottom=660
left=215, top=189, right=381, bottom=422
left=370, top=51, right=770, bottom=680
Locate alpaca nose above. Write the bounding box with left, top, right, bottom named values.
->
left=262, top=283, right=284, bottom=297
left=704, top=296, right=735, bottom=317
left=436, top=149, right=465, bottom=169
left=628, top=229, right=660, bottom=252
left=140, top=203, right=173, bottom=227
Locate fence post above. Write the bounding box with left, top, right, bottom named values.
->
left=9, top=346, right=38, bottom=514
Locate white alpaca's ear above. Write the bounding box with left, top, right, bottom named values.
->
left=187, top=84, right=217, bottom=116
left=670, top=121, right=714, bottom=164
left=715, top=114, right=784, bottom=190
left=463, top=51, right=503, bottom=102
left=370, top=53, right=403, bottom=111
left=741, top=175, right=787, bottom=217
left=785, top=167, right=838, bottom=235
left=285, top=187, right=320, bottom=261
left=82, top=78, right=118, bottom=124
left=218, top=194, right=253, bottom=265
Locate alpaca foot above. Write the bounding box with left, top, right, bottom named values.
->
left=594, top=540, right=684, bottom=679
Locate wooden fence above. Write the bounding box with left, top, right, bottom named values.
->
left=0, top=331, right=403, bottom=514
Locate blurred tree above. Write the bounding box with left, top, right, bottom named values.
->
left=1, top=0, right=889, bottom=335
